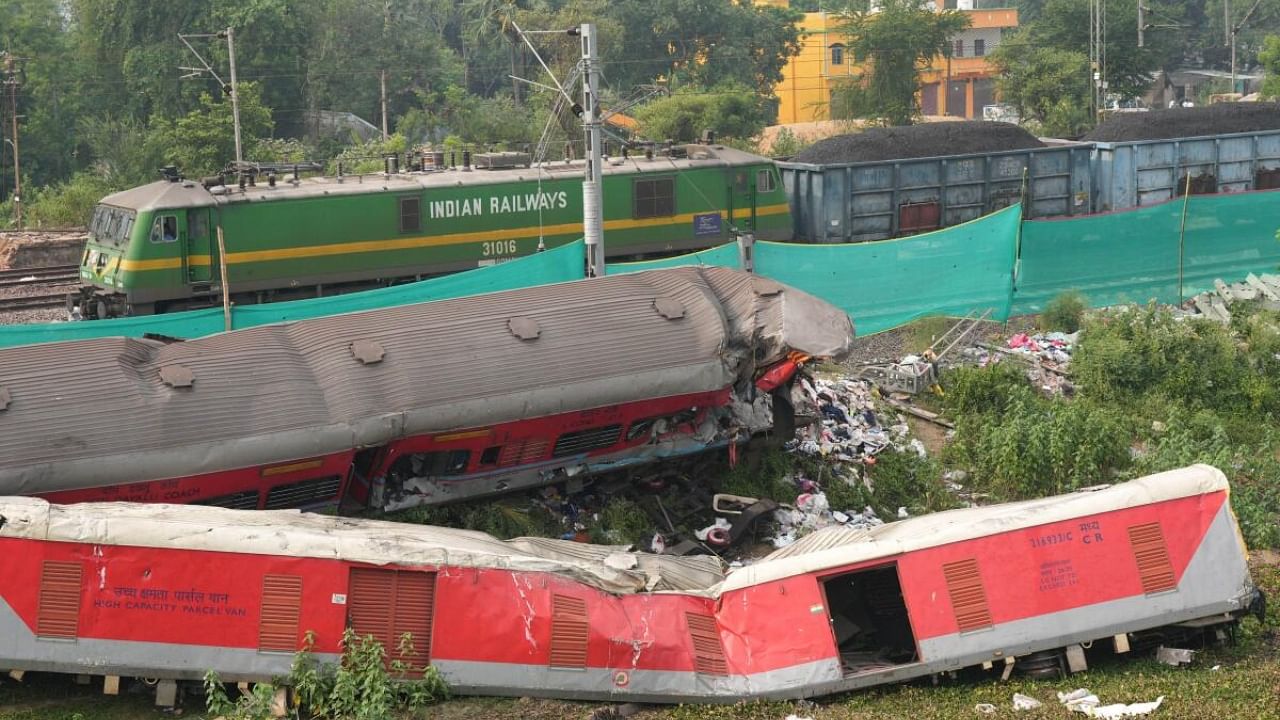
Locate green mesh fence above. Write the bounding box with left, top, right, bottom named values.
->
left=606, top=242, right=741, bottom=274
left=0, top=240, right=585, bottom=348
left=1012, top=192, right=1280, bottom=314
left=754, top=205, right=1021, bottom=335
left=5, top=191, right=1279, bottom=350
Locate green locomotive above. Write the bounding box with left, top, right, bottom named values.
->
left=71, top=145, right=790, bottom=317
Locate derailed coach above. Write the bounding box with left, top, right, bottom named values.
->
left=0, top=465, right=1263, bottom=705
left=0, top=266, right=855, bottom=512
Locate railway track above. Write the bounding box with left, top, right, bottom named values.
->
left=0, top=292, right=68, bottom=312
left=0, top=264, right=81, bottom=288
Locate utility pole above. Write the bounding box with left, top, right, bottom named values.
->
left=226, top=28, right=242, bottom=165
left=380, top=70, right=389, bottom=140
left=179, top=28, right=243, bottom=167
left=3, top=53, right=21, bottom=230
left=1231, top=0, right=1264, bottom=96
left=1137, top=2, right=1145, bottom=47
left=574, top=23, right=605, bottom=278
left=381, top=1, right=390, bottom=141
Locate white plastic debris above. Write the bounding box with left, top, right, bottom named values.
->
left=975, top=703, right=997, bottom=714
left=1154, top=646, right=1194, bottom=666
left=1059, top=689, right=1165, bottom=718
left=693, top=517, right=731, bottom=542
left=1013, top=693, right=1043, bottom=710
left=897, top=506, right=909, bottom=519
left=784, top=716, right=815, bottom=720
left=1210, top=664, right=1221, bottom=671
left=1086, top=697, right=1164, bottom=718
left=1059, top=689, right=1101, bottom=713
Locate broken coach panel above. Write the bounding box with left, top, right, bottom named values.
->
left=0, top=465, right=1260, bottom=702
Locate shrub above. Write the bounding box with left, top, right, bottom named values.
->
left=1040, top=290, right=1087, bottom=332
left=947, top=397, right=1131, bottom=499
left=25, top=171, right=120, bottom=228
left=940, top=362, right=1037, bottom=418
left=860, top=450, right=952, bottom=519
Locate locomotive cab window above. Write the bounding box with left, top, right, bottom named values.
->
left=757, top=169, right=777, bottom=193
left=633, top=178, right=675, bottom=219
left=399, top=196, right=421, bottom=233
left=150, top=215, right=179, bottom=243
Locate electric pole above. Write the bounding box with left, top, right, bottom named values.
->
left=3, top=53, right=21, bottom=230
left=1137, top=3, right=1145, bottom=48
left=575, top=23, right=605, bottom=278
left=179, top=29, right=243, bottom=167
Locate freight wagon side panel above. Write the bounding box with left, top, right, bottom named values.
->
left=778, top=145, right=1093, bottom=243
left=1094, top=129, right=1280, bottom=211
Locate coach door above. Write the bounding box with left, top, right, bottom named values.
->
left=186, top=208, right=213, bottom=283
left=347, top=567, right=436, bottom=670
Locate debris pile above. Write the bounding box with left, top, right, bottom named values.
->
left=793, top=121, right=1045, bottom=164
left=1184, top=273, right=1280, bottom=323
left=785, top=375, right=912, bottom=464
left=1006, top=331, right=1075, bottom=365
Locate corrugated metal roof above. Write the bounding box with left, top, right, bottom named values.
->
left=0, top=267, right=854, bottom=494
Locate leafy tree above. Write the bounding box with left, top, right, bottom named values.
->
left=1262, top=35, right=1280, bottom=98
left=634, top=84, right=769, bottom=142
left=148, top=82, right=274, bottom=176
left=829, top=0, right=970, bottom=126
left=604, top=0, right=803, bottom=99
left=1028, top=0, right=1166, bottom=99
left=989, top=39, right=1092, bottom=137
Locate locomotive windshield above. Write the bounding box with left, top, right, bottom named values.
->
left=89, top=205, right=136, bottom=247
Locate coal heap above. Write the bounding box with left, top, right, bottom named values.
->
left=792, top=121, right=1045, bottom=165
left=1083, top=103, right=1280, bottom=142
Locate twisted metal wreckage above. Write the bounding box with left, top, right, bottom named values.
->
left=0, top=466, right=1263, bottom=705
left=0, top=266, right=855, bottom=511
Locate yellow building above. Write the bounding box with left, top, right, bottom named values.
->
left=758, top=1, right=1018, bottom=124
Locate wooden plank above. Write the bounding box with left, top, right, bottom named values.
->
left=883, top=398, right=955, bottom=429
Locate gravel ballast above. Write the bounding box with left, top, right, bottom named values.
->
left=792, top=121, right=1045, bottom=165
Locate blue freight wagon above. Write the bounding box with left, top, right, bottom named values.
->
left=779, top=143, right=1094, bottom=243
left=1092, top=129, right=1280, bottom=211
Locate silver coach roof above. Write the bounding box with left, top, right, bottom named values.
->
left=0, top=266, right=855, bottom=494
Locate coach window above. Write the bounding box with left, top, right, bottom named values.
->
left=634, top=177, right=675, bottom=219
left=399, top=196, right=421, bottom=233
left=150, top=215, right=178, bottom=243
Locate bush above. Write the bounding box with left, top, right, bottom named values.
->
left=635, top=84, right=770, bottom=142
left=289, top=629, right=448, bottom=720
left=1072, top=307, right=1268, bottom=413
left=860, top=450, right=952, bottom=519
left=940, top=363, right=1037, bottom=418
left=25, top=171, right=121, bottom=228
left=1040, top=290, right=1087, bottom=332
left=947, top=397, right=1131, bottom=499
